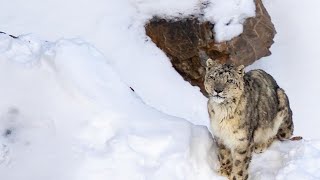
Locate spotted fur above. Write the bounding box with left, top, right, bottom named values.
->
left=205, top=59, right=293, bottom=180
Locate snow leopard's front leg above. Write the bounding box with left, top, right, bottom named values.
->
left=216, top=138, right=232, bottom=177
left=230, top=140, right=252, bottom=180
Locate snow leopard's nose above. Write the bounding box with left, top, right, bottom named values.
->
left=214, top=86, right=224, bottom=93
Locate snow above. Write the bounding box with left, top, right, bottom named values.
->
left=0, top=0, right=255, bottom=43
left=251, top=140, right=320, bottom=180
left=0, top=34, right=218, bottom=180
left=0, top=0, right=320, bottom=179
left=204, top=0, right=256, bottom=42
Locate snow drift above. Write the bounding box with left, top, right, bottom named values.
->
left=0, top=34, right=216, bottom=180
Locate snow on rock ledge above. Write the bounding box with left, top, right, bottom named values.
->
left=145, top=0, right=276, bottom=96
left=134, top=0, right=256, bottom=42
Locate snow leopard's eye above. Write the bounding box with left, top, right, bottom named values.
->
left=227, top=79, right=235, bottom=83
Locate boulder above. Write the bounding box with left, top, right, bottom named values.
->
left=145, top=0, right=276, bottom=96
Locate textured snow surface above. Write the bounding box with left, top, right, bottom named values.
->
left=0, top=35, right=216, bottom=180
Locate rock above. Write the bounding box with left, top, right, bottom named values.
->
left=145, top=0, right=276, bottom=96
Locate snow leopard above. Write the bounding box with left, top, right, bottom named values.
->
left=205, top=59, right=293, bottom=180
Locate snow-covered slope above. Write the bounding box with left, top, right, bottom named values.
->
left=0, top=33, right=320, bottom=180
left=0, top=34, right=216, bottom=180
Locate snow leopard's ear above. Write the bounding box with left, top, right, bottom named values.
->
left=237, top=64, right=245, bottom=76
left=206, top=58, right=217, bottom=68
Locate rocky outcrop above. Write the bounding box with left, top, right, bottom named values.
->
left=145, top=0, right=276, bottom=96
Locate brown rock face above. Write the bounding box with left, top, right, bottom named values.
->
left=145, top=0, right=276, bottom=96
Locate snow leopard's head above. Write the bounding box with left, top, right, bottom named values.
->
left=204, top=59, right=245, bottom=103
